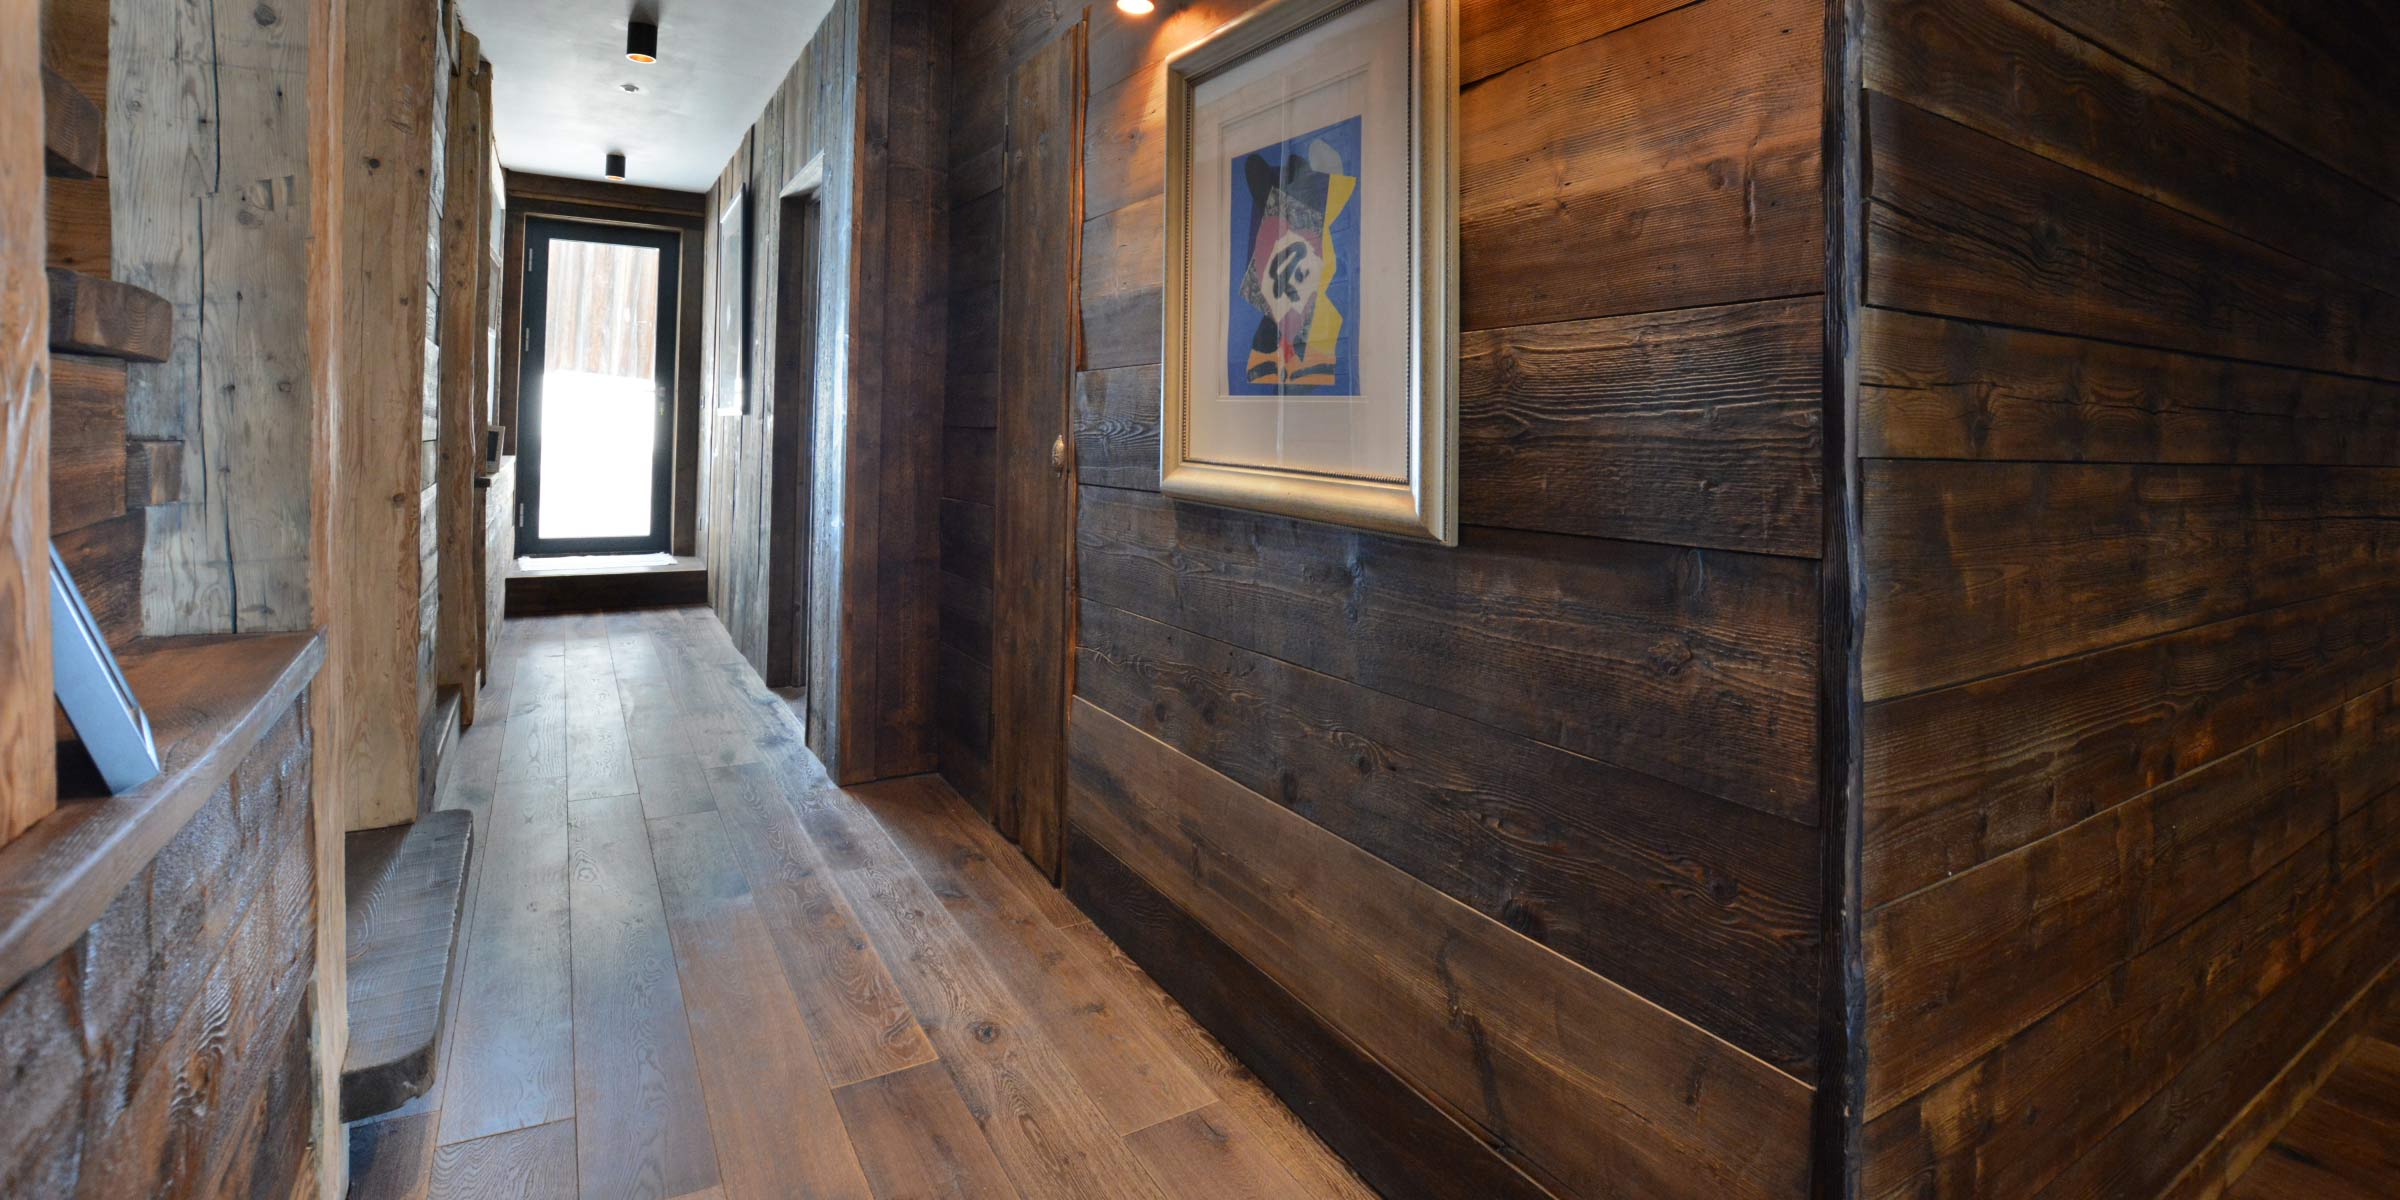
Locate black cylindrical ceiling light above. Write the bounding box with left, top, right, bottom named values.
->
left=604, top=152, right=627, bottom=181
left=626, top=19, right=659, bottom=63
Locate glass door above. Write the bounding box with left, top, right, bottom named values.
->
left=517, top=218, right=680, bottom=556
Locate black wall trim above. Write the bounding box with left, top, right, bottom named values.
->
left=1063, top=830, right=1558, bottom=1200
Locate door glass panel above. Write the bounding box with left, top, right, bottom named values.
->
left=539, top=238, right=662, bottom=541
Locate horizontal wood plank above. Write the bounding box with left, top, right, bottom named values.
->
left=1071, top=700, right=1814, bottom=1200
left=1865, top=586, right=2400, bottom=904
left=1077, top=598, right=1821, bottom=1074
left=1864, top=459, right=2400, bottom=701
left=1860, top=309, right=2400, bottom=466
left=1866, top=682, right=2400, bottom=1113
left=1460, top=297, right=1821, bottom=554
left=1077, top=485, right=1819, bottom=817
left=1457, top=0, right=1821, bottom=330
left=1864, top=0, right=2400, bottom=288
left=1864, top=92, right=2400, bottom=381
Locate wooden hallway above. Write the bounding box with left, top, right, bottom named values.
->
left=345, top=607, right=1371, bottom=1200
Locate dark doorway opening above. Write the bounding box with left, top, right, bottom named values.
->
left=517, top=218, right=682, bottom=557
left=765, top=192, right=821, bottom=690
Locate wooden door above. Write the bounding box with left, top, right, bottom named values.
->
left=991, top=19, right=1085, bottom=878
left=765, top=194, right=819, bottom=689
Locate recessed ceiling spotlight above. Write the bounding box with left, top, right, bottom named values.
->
left=1116, top=0, right=1155, bottom=12
left=626, top=19, right=659, bottom=63
left=605, top=152, right=627, bottom=181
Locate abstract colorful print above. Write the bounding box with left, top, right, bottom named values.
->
left=1226, top=115, right=1362, bottom=396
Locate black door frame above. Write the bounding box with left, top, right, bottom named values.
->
left=516, top=217, right=681, bottom=557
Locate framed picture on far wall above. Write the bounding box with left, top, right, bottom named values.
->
left=1161, top=0, right=1458, bottom=544
left=714, top=183, right=751, bottom=413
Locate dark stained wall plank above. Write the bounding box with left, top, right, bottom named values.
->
left=1078, top=485, right=1820, bottom=819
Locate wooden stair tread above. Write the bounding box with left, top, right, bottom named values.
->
left=41, top=65, right=103, bottom=179
left=341, top=808, right=475, bottom=1122
left=48, top=268, right=172, bottom=363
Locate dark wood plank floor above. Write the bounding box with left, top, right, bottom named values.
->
left=2224, top=1013, right=2400, bottom=1200
left=348, top=607, right=1371, bottom=1200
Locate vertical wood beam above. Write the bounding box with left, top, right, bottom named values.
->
left=303, top=0, right=349, bottom=1187
left=435, top=36, right=489, bottom=725
left=1814, top=0, right=1867, bottom=1194
left=1, top=0, right=54, bottom=848
left=333, top=0, right=439, bottom=833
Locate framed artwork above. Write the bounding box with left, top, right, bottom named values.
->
left=1162, top=0, right=1457, bottom=544
left=714, top=184, right=751, bottom=413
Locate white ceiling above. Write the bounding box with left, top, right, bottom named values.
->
left=461, top=0, right=834, bottom=192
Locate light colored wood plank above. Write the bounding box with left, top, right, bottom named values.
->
left=563, top=636, right=637, bottom=801
left=429, top=1119, right=577, bottom=1200
left=650, top=809, right=876, bottom=1200
left=568, top=789, right=719, bottom=1200
left=439, top=776, right=574, bottom=1145
left=867, top=776, right=1215, bottom=1133
left=743, top=763, right=1170, bottom=1198
left=3, top=0, right=54, bottom=849
left=832, top=1060, right=1025, bottom=1200
left=635, top=752, right=717, bottom=820
left=1126, top=1102, right=1312, bottom=1200
left=498, top=644, right=568, bottom=783
left=1054, top=920, right=1377, bottom=1200
left=350, top=1111, right=439, bottom=1200
left=705, top=760, right=936, bottom=1086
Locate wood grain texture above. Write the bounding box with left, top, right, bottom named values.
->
left=45, top=268, right=170, bottom=361
left=0, top=3, right=47, bottom=851
left=1461, top=297, right=1821, bottom=555
left=1455, top=0, right=1821, bottom=330
left=865, top=775, right=1219, bottom=1131
left=435, top=45, right=494, bottom=725
left=428, top=1120, right=578, bottom=1200
left=1865, top=0, right=2400, bottom=289
left=832, top=1060, right=1024, bottom=1200
left=1860, top=309, right=2400, bottom=466
left=335, top=0, right=440, bottom=828
left=1078, top=598, right=1821, bottom=1074
left=39, top=63, right=101, bottom=178
left=649, top=809, right=877, bottom=1199
left=439, top=775, right=575, bottom=1145
left=2220, top=1033, right=2400, bottom=1200
left=1072, top=700, right=1814, bottom=1199
left=990, top=17, right=1082, bottom=874
left=1865, top=586, right=2400, bottom=905
left=1065, top=832, right=1550, bottom=1200
left=705, top=759, right=937, bottom=1086
left=2013, top=0, right=2400, bottom=204
left=1865, top=91, right=2400, bottom=381
left=46, top=352, right=124, bottom=533
left=567, top=789, right=720, bottom=1200
left=1077, top=484, right=1819, bottom=818
left=0, top=633, right=321, bottom=992
left=1863, top=460, right=2400, bottom=701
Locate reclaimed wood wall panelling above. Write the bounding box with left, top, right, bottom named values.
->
left=1056, top=0, right=1831, bottom=1194
left=1855, top=2, right=2400, bottom=1196
left=435, top=41, right=491, bottom=725
left=1, top=5, right=51, bottom=847
left=0, top=705, right=317, bottom=1197
left=113, top=0, right=314, bottom=639
left=698, top=0, right=947, bottom=783
left=334, top=0, right=441, bottom=830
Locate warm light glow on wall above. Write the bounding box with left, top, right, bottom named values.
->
left=1116, top=0, right=1156, bottom=13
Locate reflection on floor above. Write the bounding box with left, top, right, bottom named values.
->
left=2225, top=1016, right=2400, bottom=1200
left=345, top=606, right=1369, bottom=1200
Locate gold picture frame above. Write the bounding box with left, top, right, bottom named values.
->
left=1160, top=0, right=1458, bottom=545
